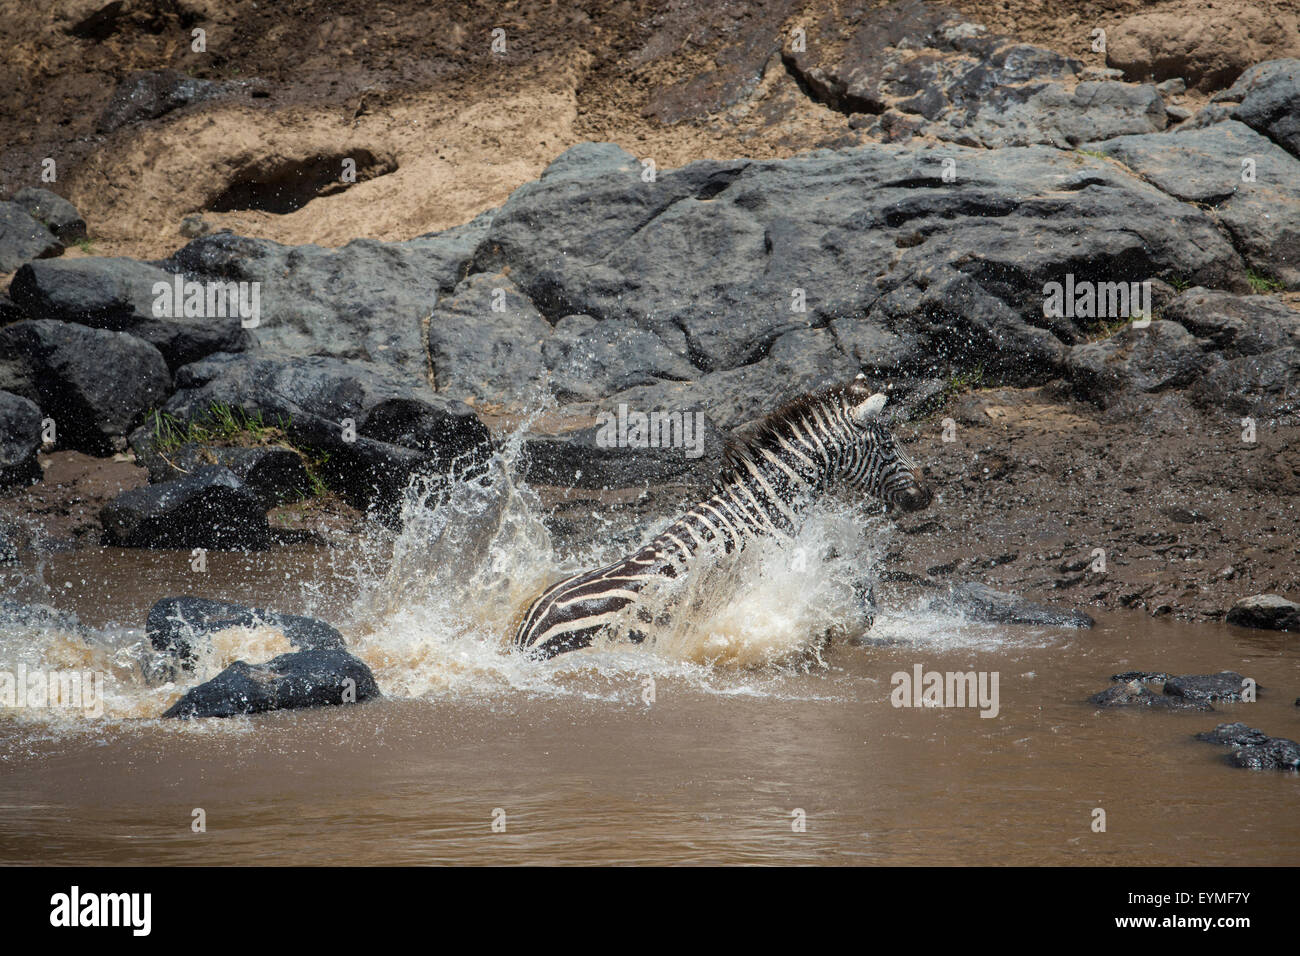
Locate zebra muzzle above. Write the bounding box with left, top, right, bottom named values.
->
left=898, top=482, right=932, bottom=513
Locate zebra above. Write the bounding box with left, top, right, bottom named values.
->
left=512, top=375, right=932, bottom=659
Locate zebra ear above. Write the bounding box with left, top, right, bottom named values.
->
left=852, top=392, right=887, bottom=423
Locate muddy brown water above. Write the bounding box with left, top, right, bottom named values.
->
left=1, top=545, right=1297, bottom=866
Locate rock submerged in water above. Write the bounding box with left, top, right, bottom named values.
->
left=1226, top=594, right=1300, bottom=631
left=1089, top=679, right=1212, bottom=711
left=935, top=582, right=1094, bottom=628
left=146, top=595, right=346, bottom=671
left=99, top=465, right=270, bottom=549
left=1195, top=722, right=1300, bottom=772
left=162, top=648, right=380, bottom=720
left=148, top=596, right=379, bottom=719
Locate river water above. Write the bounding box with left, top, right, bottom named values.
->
left=1, top=447, right=1296, bottom=866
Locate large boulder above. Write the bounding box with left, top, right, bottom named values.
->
left=99, top=465, right=270, bottom=549
left=1106, top=9, right=1296, bottom=92
left=0, top=202, right=63, bottom=272
left=0, top=390, right=43, bottom=488
left=161, top=647, right=380, bottom=719
left=8, top=257, right=247, bottom=370
left=0, top=320, right=170, bottom=454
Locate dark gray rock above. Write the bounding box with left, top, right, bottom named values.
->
left=1195, top=721, right=1300, bottom=772
left=428, top=272, right=552, bottom=408
left=1164, top=671, right=1253, bottom=702
left=0, top=202, right=63, bottom=272
left=97, top=69, right=256, bottom=133
left=0, top=320, right=170, bottom=454
left=1226, top=594, right=1300, bottom=631
left=99, top=465, right=270, bottom=549
left=1093, top=121, right=1300, bottom=288
left=162, top=352, right=437, bottom=427
left=0, top=390, right=43, bottom=488
left=943, top=81, right=1166, bottom=148
left=134, top=443, right=311, bottom=507
left=1066, top=321, right=1212, bottom=409
left=1188, top=346, right=1300, bottom=421
left=1219, top=59, right=1300, bottom=158
left=8, top=188, right=86, bottom=243
left=1228, top=742, right=1300, bottom=771
left=8, top=257, right=247, bottom=370
left=937, top=581, right=1094, bottom=627
left=542, top=313, right=697, bottom=403
left=1090, top=680, right=1211, bottom=710
left=146, top=595, right=345, bottom=672
left=161, top=648, right=379, bottom=719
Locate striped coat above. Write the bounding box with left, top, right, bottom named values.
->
left=513, top=377, right=931, bottom=658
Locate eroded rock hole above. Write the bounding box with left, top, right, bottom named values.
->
left=207, top=150, right=397, bottom=214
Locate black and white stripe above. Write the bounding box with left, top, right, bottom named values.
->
left=513, top=376, right=931, bottom=659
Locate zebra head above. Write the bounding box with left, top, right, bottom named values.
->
left=841, top=378, right=932, bottom=514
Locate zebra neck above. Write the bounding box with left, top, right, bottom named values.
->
left=647, top=466, right=819, bottom=569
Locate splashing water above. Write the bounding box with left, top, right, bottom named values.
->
left=0, top=405, right=1014, bottom=730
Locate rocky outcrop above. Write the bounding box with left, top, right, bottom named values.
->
left=1093, top=121, right=1300, bottom=289
left=1217, top=59, right=1300, bottom=158
left=158, top=352, right=492, bottom=512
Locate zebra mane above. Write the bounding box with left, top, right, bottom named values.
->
left=717, top=379, right=870, bottom=483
